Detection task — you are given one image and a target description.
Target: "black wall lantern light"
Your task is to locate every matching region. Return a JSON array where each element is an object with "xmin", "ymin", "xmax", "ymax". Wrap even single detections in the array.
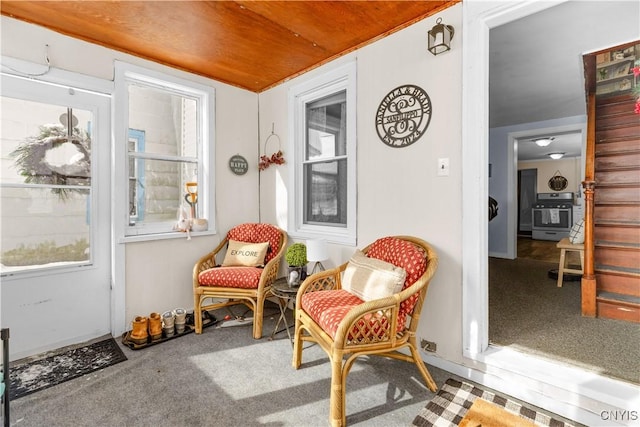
[{"xmin": 428, "ymin": 17, "xmax": 455, "ymax": 55}]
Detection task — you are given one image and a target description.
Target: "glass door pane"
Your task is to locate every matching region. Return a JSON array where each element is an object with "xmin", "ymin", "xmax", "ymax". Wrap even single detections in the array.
[{"xmin": 1, "ymin": 97, "xmax": 93, "ymax": 274}]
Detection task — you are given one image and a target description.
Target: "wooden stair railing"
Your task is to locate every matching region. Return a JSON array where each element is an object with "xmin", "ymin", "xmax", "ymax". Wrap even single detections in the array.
[
  {"xmin": 582, "ymin": 93, "xmax": 596, "ymax": 317},
  {"xmin": 593, "ymin": 93, "xmax": 640, "ymax": 323},
  {"xmin": 582, "ymin": 42, "xmax": 640, "ymax": 323}
]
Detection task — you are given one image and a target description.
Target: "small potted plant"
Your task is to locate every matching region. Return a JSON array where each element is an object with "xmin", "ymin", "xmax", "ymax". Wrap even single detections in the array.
[{"xmin": 285, "ymin": 242, "xmax": 307, "ymax": 286}]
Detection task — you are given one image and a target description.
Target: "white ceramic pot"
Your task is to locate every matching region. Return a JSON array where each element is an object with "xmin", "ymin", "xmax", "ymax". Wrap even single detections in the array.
[{"xmin": 191, "ymin": 218, "xmax": 208, "ymax": 232}]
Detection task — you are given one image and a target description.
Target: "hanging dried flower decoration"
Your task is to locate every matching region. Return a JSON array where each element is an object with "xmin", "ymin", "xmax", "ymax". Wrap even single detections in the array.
[
  {"xmin": 259, "ymin": 124, "xmax": 285, "ymax": 171},
  {"xmin": 259, "ymin": 150, "xmax": 285, "ymax": 171}
]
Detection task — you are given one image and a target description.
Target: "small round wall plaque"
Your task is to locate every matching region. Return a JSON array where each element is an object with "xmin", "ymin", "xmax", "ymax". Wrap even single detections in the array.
[
  {"xmin": 229, "ymin": 154, "xmax": 248, "ymax": 176},
  {"xmin": 548, "ymin": 174, "xmax": 568, "ymax": 191},
  {"xmin": 375, "ymin": 84, "xmax": 432, "ymax": 148}
]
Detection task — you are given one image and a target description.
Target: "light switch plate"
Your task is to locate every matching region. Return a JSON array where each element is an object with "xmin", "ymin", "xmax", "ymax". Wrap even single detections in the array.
[{"xmin": 437, "ymin": 158, "xmax": 450, "ymax": 176}]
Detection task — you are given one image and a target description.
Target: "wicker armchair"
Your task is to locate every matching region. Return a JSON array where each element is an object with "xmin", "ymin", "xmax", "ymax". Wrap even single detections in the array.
[
  {"xmin": 193, "ymin": 223, "xmax": 287, "ymax": 339},
  {"xmin": 292, "ymin": 236, "xmax": 438, "ymax": 427}
]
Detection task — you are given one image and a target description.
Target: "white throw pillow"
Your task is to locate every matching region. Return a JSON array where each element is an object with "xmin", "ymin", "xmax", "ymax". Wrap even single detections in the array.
[
  {"xmin": 569, "ymin": 218, "xmax": 585, "ymax": 244},
  {"xmin": 342, "ymin": 250, "xmax": 407, "ymax": 301},
  {"xmin": 222, "ymin": 240, "xmax": 269, "ymax": 267}
]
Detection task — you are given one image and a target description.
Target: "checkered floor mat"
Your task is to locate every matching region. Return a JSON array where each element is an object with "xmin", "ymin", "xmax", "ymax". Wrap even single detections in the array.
[{"xmin": 412, "ymin": 378, "xmax": 575, "ymax": 427}]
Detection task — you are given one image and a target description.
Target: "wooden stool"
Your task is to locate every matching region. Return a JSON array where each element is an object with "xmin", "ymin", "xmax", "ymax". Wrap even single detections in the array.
[{"xmin": 556, "ymin": 237, "xmax": 584, "ymax": 287}]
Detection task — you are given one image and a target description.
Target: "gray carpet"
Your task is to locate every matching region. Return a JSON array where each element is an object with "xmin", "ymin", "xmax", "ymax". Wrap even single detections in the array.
[
  {"xmin": 489, "ymin": 257, "xmax": 640, "ymax": 384},
  {"xmin": 7, "ymin": 303, "xmax": 450, "ymax": 427},
  {"xmin": 7, "ymin": 301, "xmax": 585, "ymax": 427}
]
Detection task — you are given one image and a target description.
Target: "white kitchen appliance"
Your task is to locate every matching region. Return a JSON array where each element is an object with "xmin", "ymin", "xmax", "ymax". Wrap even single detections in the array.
[{"xmin": 532, "ymin": 192, "xmax": 574, "ymax": 241}]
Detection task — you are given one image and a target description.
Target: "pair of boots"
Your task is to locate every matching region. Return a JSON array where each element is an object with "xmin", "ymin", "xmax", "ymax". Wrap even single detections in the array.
[
  {"xmin": 130, "ymin": 312, "xmax": 163, "ymax": 345},
  {"xmin": 162, "ymin": 308, "xmax": 186, "ymax": 337}
]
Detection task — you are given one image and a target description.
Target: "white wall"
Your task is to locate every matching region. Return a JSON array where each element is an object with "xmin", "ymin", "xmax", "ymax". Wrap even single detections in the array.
[
  {"xmin": 487, "ymin": 115, "xmax": 586, "ymax": 257},
  {"xmin": 1, "ymin": 16, "xmax": 260, "ymax": 338},
  {"xmin": 518, "ymin": 157, "xmax": 582, "ymax": 198},
  {"xmin": 258, "ymin": 4, "xmax": 465, "ymax": 363}
]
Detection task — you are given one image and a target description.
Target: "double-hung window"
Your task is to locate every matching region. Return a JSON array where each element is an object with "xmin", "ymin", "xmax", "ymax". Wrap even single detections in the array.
[
  {"xmin": 114, "ymin": 62, "xmax": 215, "ymax": 238},
  {"xmin": 289, "ymin": 62, "xmax": 356, "ymax": 245}
]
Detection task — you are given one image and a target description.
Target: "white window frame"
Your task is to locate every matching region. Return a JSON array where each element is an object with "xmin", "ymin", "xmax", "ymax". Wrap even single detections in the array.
[
  {"xmin": 0, "ymin": 69, "xmax": 111, "ymax": 279},
  {"xmin": 113, "ymin": 61, "xmax": 215, "ymax": 241},
  {"xmin": 288, "ymin": 61, "xmax": 357, "ymax": 246}
]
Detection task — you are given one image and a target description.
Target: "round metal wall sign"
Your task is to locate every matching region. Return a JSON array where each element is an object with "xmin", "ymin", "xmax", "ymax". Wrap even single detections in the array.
[
  {"xmin": 375, "ymin": 84, "xmax": 432, "ymax": 148},
  {"xmin": 229, "ymin": 154, "xmax": 248, "ymax": 175},
  {"xmin": 548, "ymin": 175, "xmax": 568, "ymax": 191}
]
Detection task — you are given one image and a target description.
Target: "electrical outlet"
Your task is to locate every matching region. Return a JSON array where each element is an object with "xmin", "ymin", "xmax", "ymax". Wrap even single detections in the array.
[{"xmin": 420, "ymin": 339, "xmax": 437, "ymax": 353}]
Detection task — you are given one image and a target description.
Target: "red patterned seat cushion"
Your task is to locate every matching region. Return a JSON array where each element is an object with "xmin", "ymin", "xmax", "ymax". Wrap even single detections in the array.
[
  {"xmin": 198, "ymin": 266, "xmax": 263, "ymax": 289},
  {"xmin": 301, "ymin": 237, "xmax": 427, "ymax": 338},
  {"xmin": 301, "ymin": 290, "xmax": 364, "ymax": 339},
  {"xmin": 227, "ymin": 223, "xmax": 282, "ymax": 264}
]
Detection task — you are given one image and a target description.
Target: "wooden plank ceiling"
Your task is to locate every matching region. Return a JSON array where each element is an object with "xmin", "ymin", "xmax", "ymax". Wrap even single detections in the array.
[{"xmin": 1, "ymin": 1, "xmax": 458, "ymax": 92}]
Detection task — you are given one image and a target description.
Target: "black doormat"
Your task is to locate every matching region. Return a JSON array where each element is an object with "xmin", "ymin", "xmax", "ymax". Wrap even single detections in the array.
[{"xmin": 8, "ymin": 337, "xmax": 127, "ymax": 400}]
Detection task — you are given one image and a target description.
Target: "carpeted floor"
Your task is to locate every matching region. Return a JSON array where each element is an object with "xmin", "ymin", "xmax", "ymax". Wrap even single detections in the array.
[
  {"xmin": 489, "ymin": 256, "xmax": 640, "ymax": 384},
  {"xmin": 6, "ymin": 303, "xmax": 584, "ymax": 427},
  {"xmin": 6, "ymin": 303, "xmax": 448, "ymax": 427}
]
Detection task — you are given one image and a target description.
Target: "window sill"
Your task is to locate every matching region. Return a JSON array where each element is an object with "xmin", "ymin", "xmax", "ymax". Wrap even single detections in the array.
[
  {"xmin": 288, "ymin": 228, "xmax": 355, "ymax": 246},
  {"xmin": 118, "ymin": 229, "xmax": 217, "ymax": 244}
]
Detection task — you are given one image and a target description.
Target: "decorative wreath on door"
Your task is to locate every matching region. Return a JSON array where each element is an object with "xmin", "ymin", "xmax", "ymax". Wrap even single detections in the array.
[{"xmin": 548, "ymin": 170, "xmax": 568, "ymax": 191}]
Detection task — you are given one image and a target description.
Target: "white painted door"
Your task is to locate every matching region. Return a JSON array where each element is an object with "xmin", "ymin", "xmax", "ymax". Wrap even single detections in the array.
[{"xmin": 1, "ymin": 74, "xmax": 111, "ymax": 360}]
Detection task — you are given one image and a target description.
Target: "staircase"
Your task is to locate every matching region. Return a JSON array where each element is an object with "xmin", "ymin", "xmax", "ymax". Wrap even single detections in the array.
[{"xmin": 592, "ymin": 93, "xmax": 640, "ymax": 322}]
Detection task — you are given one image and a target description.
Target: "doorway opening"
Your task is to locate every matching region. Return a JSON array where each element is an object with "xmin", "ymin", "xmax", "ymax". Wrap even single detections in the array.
[
  {"xmin": 517, "ymin": 168, "xmax": 536, "ymax": 237},
  {"xmin": 463, "ymin": 2, "xmax": 639, "ymax": 421},
  {"xmin": 485, "ymin": 3, "xmax": 639, "ymax": 385}
]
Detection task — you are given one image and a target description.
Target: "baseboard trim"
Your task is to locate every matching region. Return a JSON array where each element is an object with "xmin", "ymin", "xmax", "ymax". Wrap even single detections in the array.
[{"xmin": 488, "ymin": 251, "xmax": 511, "ymax": 259}]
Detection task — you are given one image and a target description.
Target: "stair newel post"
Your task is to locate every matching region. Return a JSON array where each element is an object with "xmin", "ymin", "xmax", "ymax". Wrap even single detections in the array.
[
  {"xmin": 580, "ymin": 89, "xmax": 597, "ymax": 318},
  {"xmin": 581, "ymin": 180, "xmax": 597, "ymax": 317}
]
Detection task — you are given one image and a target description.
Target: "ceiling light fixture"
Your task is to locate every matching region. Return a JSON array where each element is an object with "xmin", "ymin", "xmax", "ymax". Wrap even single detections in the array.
[
  {"xmin": 548, "ymin": 152, "xmax": 565, "ymax": 160},
  {"xmin": 428, "ymin": 18, "xmax": 455, "ymax": 56},
  {"xmin": 533, "ymin": 137, "xmax": 555, "ymax": 147}
]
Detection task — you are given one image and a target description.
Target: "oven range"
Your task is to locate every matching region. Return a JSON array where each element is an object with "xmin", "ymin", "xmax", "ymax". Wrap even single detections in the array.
[{"xmin": 531, "ymin": 192, "xmax": 574, "ymax": 241}]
